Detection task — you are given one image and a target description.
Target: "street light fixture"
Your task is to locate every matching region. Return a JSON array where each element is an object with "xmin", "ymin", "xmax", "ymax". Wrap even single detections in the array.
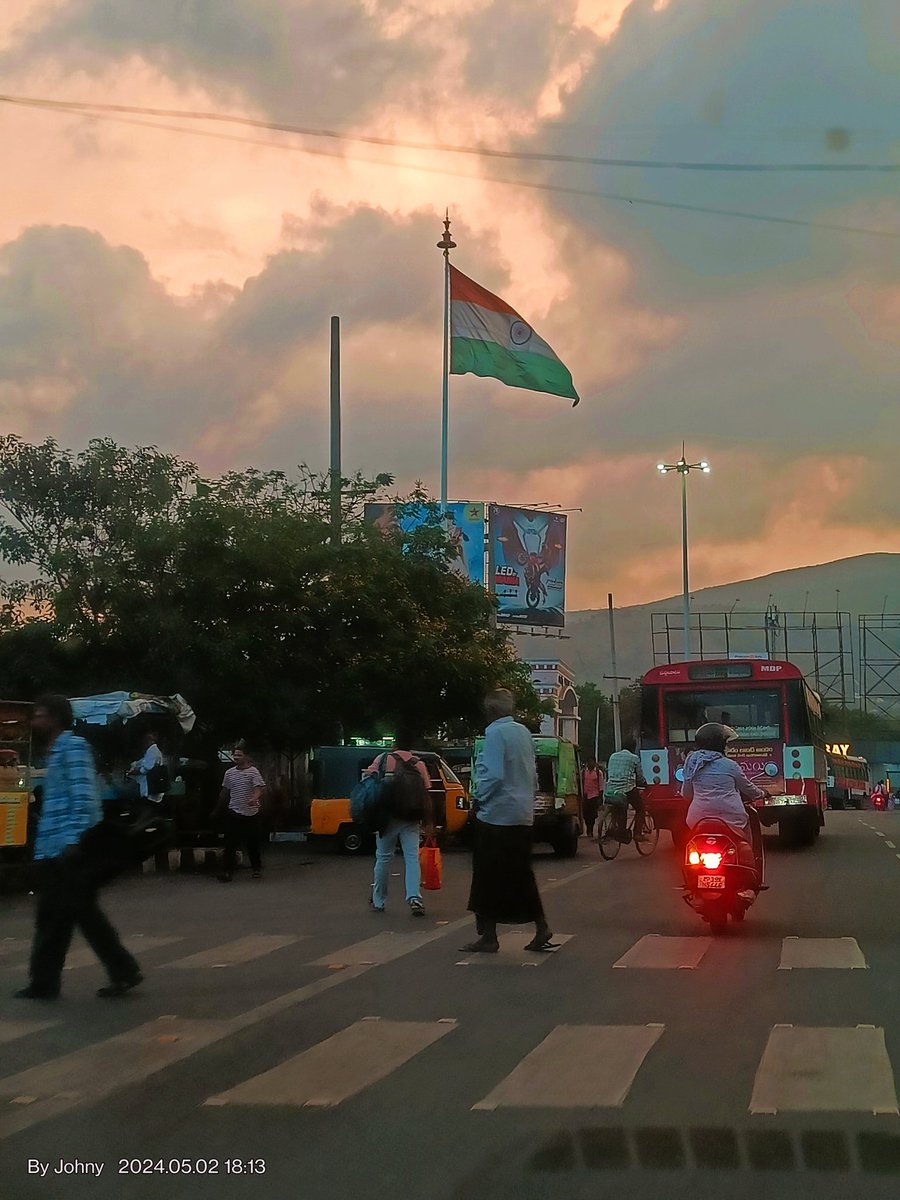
[{"xmin": 657, "ymin": 449, "xmax": 711, "ymax": 662}]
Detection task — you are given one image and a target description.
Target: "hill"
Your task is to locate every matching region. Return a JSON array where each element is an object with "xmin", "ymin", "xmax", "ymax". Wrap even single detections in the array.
[{"xmin": 513, "ymin": 553, "xmax": 900, "ymax": 688}]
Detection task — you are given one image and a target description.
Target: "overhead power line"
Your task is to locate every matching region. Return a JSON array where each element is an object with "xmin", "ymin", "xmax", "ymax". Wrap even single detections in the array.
[
  {"xmin": 3, "ymin": 95, "xmax": 900, "ymax": 240},
  {"xmin": 3, "ymin": 92, "xmax": 900, "ymax": 173}
]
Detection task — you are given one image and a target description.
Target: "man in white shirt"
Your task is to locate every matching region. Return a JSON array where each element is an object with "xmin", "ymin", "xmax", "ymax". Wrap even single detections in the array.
[
  {"xmin": 217, "ymin": 745, "xmax": 266, "ymax": 882},
  {"xmin": 128, "ymin": 731, "xmax": 165, "ymax": 807}
]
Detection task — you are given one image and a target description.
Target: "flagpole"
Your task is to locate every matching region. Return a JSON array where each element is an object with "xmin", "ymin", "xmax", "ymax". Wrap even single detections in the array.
[{"xmin": 437, "ymin": 212, "xmax": 456, "ymax": 511}]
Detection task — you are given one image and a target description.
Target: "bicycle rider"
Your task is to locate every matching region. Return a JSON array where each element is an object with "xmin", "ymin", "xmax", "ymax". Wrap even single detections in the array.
[{"xmin": 604, "ymin": 737, "xmax": 647, "ymax": 842}]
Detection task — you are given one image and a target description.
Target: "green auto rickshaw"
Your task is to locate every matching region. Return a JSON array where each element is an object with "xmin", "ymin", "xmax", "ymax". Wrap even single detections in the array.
[{"xmin": 471, "ymin": 735, "xmax": 582, "ymax": 857}]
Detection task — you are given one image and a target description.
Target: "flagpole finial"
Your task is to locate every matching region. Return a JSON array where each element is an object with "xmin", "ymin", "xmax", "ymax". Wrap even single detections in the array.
[{"xmin": 437, "ymin": 211, "xmax": 456, "ymax": 259}]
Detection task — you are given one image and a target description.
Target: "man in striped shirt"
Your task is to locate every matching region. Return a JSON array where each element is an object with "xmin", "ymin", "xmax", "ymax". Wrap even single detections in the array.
[{"xmin": 15, "ymin": 695, "xmax": 142, "ymax": 1001}]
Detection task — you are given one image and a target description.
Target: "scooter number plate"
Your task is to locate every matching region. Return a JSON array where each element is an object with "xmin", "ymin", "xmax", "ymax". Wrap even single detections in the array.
[{"xmin": 698, "ymin": 875, "xmax": 726, "ymax": 889}]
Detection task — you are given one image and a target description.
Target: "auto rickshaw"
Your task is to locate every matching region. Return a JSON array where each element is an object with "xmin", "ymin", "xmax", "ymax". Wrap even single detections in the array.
[
  {"xmin": 0, "ymin": 702, "xmax": 35, "ymax": 868},
  {"xmin": 309, "ymin": 745, "xmax": 470, "ymax": 854},
  {"xmin": 471, "ymin": 734, "xmax": 582, "ymax": 857}
]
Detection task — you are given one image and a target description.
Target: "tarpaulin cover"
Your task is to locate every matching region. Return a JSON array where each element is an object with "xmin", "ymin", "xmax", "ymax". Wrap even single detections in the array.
[{"xmin": 70, "ymin": 692, "xmax": 196, "ymax": 733}]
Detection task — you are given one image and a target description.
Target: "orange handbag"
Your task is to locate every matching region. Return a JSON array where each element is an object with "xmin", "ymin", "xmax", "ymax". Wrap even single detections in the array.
[{"xmin": 419, "ymin": 837, "xmax": 443, "ymax": 890}]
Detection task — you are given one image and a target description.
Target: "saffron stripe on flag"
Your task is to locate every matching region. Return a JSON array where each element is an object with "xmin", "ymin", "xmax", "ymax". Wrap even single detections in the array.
[{"xmin": 449, "ymin": 266, "xmax": 519, "ymax": 316}]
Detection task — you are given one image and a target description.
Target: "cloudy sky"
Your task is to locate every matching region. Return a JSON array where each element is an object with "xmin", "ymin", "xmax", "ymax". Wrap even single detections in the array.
[{"xmin": 1, "ymin": 0, "xmax": 899, "ymax": 608}]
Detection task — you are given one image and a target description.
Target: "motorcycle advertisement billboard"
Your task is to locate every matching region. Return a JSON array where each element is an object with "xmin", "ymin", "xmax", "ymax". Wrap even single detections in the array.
[
  {"xmin": 488, "ymin": 505, "xmax": 567, "ymax": 628},
  {"xmin": 364, "ymin": 502, "xmax": 486, "ymax": 587}
]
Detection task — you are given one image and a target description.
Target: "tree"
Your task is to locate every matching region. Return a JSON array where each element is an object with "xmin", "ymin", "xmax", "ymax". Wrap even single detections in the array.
[
  {"xmin": 0, "ymin": 437, "xmax": 538, "ymax": 748},
  {"xmin": 575, "ymin": 681, "xmax": 643, "ymax": 761}
]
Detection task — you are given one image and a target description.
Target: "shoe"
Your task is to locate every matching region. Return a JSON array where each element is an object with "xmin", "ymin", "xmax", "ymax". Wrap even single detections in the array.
[
  {"xmin": 408, "ymin": 898, "xmax": 426, "ymax": 917},
  {"xmin": 14, "ymin": 986, "xmax": 60, "ymax": 1000},
  {"xmin": 252, "ymin": 871, "xmax": 263, "ymax": 879},
  {"xmin": 369, "ymin": 897, "xmax": 385, "ymax": 913},
  {"xmin": 524, "ymin": 929, "xmax": 558, "ymax": 953},
  {"xmin": 217, "ymin": 873, "xmax": 233, "ymax": 883},
  {"xmin": 97, "ymin": 974, "xmax": 143, "ymax": 998},
  {"xmin": 459, "ymin": 938, "xmax": 499, "ymax": 954}
]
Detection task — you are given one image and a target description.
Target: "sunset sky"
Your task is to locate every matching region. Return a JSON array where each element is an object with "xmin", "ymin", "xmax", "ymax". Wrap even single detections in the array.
[{"xmin": 1, "ymin": 1, "xmax": 899, "ymax": 608}]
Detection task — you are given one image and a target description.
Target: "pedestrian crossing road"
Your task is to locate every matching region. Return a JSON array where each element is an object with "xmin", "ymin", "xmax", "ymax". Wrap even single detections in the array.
[{"xmin": 2, "ymin": 812, "xmax": 900, "ymax": 1200}]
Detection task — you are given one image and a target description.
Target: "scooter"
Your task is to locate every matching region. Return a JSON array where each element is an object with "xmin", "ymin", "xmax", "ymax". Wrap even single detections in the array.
[{"xmin": 682, "ymin": 815, "xmax": 764, "ymax": 934}]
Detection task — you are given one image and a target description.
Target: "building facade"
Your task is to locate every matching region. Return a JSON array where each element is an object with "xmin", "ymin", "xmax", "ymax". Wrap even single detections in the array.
[{"xmin": 525, "ymin": 659, "xmax": 580, "ymax": 741}]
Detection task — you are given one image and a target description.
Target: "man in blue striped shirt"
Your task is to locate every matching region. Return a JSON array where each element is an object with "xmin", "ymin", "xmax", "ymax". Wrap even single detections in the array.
[{"xmin": 15, "ymin": 695, "xmax": 142, "ymax": 1001}]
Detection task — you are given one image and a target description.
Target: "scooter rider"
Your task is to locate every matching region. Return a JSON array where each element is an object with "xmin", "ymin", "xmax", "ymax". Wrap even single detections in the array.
[{"xmin": 681, "ymin": 723, "xmax": 767, "ymax": 876}]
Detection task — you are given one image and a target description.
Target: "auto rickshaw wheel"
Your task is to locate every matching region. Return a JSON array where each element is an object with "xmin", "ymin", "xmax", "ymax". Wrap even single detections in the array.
[
  {"xmin": 339, "ymin": 824, "xmax": 368, "ymax": 855},
  {"xmin": 553, "ymin": 816, "xmax": 580, "ymax": 858}
]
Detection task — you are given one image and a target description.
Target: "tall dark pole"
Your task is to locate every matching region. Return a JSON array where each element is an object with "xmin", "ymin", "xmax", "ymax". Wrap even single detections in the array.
[
  {"xmin": 330, "ymin": 315, "xmax": 341, "ymax": 543},
  {"xmin": 608, "ymin": 593, "xmax": 622, "ymax": 751}
]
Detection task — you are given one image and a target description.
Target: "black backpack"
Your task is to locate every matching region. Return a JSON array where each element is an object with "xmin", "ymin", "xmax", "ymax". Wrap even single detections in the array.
[{"xmin": 383, "ymin": 754, "xmax": 429, "ymax": 823}]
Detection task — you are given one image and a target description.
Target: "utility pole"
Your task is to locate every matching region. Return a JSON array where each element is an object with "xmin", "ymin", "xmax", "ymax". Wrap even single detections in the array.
[
  {"xmin": 330, "ymin": 315, "xmax": 341, "ymax": 543},
  {"xmin": 608, "ymin": 593, "xmax": 622, "ymax": 751}
]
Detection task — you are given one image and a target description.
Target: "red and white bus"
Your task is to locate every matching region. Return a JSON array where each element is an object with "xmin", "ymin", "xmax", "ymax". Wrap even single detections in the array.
[{"xmin": 639, "ymin": 660, "xmax": 827, "ymax": 847}]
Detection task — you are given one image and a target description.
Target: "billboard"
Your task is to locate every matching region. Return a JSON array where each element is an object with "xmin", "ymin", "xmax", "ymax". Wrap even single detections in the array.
[
  {"xmin": 364, "ymin": 502, "xmax": 486, "ymax": 587},
  {"xmin": 488, "ymin": 505, "xmax": 567, "ymax": 628}
]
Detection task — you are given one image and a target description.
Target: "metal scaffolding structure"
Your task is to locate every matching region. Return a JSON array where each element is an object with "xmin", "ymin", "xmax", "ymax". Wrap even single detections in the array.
[
  {"xmin": 859, "ymin": 615, "xmax": 900, "ymax": 718},
  {"xmin": 651, "ymin": 609, "xmax": 855, "ymax": 707}
]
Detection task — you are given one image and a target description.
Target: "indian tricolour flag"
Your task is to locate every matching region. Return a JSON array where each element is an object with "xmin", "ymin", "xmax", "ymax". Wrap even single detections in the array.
[{"xmin": 449, "ymin": 266, "xmax": 579, "ymax": 406}]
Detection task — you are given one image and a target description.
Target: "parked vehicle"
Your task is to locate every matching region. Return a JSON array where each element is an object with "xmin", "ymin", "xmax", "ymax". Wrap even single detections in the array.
[
  {"xmin": 470, "ymin": 735, "xmax": 582, "ymax": 858},
  {"xmin": 309, "ymin": 745, "xmax": 470, "ymax": 854}
]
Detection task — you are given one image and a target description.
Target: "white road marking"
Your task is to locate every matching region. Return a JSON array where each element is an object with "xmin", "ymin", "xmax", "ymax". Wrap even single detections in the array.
[
  {"xmin": 205, "ymin": 1019, "xmax": 457, "ymax": 1108},
  {"xmin": 164, "ymin": 935, "xmax": 300, "ymax": 969},
  {"xmin": 779, "ymin": 938, "xmax": 867, "ymax": 970},
  {"xmin": 473, "ymin": 1024, "xmax": 664, "ymax": 1110},
  {"xmin": 310, "ymin": 930, "xmax": 446, "ymax": 968},
  {"xmin": 613, "ymin": 935, "xmax": 712, "ymax": 970},
  {"xmin": 0, "ymin": 1019, "xmax": 59, "ymax": 1045},
  {"xmin": 886, "ymin": 841, "xmax": 896, "ymax": 849},
  {"xmin": 66, "ymin": 936, "xmax": 182, "ymax": 971},
  {"xmin": 456, "ymin": 932, "xmax": 573, "ymax": 967},
  {"xmin": 750, "ymin": 1026, "xmax": 898, "ymax": 1114}
]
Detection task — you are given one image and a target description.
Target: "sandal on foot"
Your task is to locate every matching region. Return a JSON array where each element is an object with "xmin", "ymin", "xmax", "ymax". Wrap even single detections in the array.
[
  {"xmin": 524, "ymin": 933, "xmax": 558, "ymax": 953},
  {"xmin": 459, "ymin": 938, "xmax": 499, "ymax": 954}
]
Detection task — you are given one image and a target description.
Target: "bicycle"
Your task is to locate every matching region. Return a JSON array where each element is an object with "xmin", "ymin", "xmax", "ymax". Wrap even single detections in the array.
[{"xmin": 597, "ymin": 799, "xmax": 659, "ymax": 860}]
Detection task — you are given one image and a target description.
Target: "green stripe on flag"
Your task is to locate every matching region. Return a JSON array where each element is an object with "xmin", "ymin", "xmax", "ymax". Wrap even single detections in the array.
[{"xmin": 451, "ymin": 337, "xmax": 579, "ymax": 403}]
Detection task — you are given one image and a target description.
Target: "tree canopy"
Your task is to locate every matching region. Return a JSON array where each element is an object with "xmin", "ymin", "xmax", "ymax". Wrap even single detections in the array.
[{"xmin": 0, "ymin": 436, "xmax": 539, "ymax": 748}]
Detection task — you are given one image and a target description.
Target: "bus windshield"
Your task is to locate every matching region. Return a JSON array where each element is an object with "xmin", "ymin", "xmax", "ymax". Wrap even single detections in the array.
[{"xmin": 665, "ymin": 689, "xmax": 782, "ymax": 743}]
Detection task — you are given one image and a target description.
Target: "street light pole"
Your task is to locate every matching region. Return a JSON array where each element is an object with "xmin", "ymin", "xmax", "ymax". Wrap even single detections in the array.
[{"xmin": 657, "ymin": 449, "xmax": 710, "ymax": 663}]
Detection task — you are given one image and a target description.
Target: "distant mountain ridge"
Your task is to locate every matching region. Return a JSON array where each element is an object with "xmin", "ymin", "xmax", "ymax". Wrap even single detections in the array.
[{"xmin": 513, "ymin": 554, "xmax": 900, "ymax": 688}]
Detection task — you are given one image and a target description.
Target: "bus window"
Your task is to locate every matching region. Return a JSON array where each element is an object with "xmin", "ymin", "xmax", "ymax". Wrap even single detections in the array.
[
  {"xmin": 640, "ymin": 686, "xmax": 663, "ymax": 749},
  {"xmin": 665, "ymin": 690, "xmax": 782, "ymax": 743}
]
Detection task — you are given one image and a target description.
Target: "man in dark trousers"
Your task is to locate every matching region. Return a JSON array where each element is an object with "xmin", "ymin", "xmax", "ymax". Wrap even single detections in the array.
[
  {"xmin": 15, "ymin": 695, "xmax": 142, "ymax": 1000},
  {"xmin": 461, "ymin": 689, "xmax": 554, "ymax": 954}
]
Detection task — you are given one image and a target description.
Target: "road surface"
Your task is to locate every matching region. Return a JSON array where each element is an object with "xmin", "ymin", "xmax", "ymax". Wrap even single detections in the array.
[{"xmin": 2, "ymin": 811, "xmax": 900, "ymax": 1200}]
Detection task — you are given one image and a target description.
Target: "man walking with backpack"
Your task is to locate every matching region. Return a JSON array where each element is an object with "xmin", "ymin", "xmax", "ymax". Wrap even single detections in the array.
[{"xmin": 365, "ymin": 736, "xmax": 431, "ymax": 916}]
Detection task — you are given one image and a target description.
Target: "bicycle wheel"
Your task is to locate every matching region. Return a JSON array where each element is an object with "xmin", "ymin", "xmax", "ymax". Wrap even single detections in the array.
[
  {"xmin": 634, "ymin": 810, "xmax": 659, "ymax": 856},
  {"xmin": 597, "ymin": 807, "xmax": 622, "ymax": 860}
]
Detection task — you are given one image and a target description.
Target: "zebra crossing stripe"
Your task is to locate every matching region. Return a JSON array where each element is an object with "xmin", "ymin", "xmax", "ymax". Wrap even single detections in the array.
[
  {"xmin": 65, "ymin": 936, "xmax": 183, "ymax": 971},
  {"xmin": 0, "ymin": 1017, "xmax": 234, "ymax": 1140},
  {"xmin": 613, "ymin": 935, "xmax": 712, "ymax": 969},
  {"xmin": 779, "ymin": 938, "xmax": 867, "ymax": 970},
  {"xmin": 204, "ymin": 1019, "xmax": 458, "ymax": 1108},
  {"xmin": 310, "ymin": 930, "xmax": 446, "ymax": 968},
  {"xmin": 472, "ymin": 1025, "xmax": 665, "ymax": 1110},
  {"xmin": 164, "ymin": 935, "xmax": 300, "ymax": 969},
  {"xmin": 0, "ymin": 1019, "xmax": 59, "ymax": 1045},
  {"xmin": 750, "ymin": 1026, "xmax": 898, "ymax": 1114}
]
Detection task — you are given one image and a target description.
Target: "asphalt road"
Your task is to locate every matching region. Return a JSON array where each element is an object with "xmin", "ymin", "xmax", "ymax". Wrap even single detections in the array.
[{"xmin": 2, "ymin": 812, "xmax": 900, "ymax": 1200}]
